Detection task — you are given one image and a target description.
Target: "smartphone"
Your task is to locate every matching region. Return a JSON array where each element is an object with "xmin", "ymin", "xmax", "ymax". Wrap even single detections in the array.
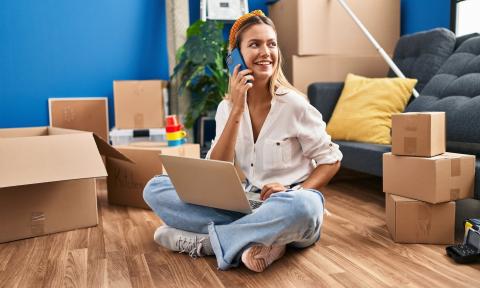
[{"xmin": 226, "ymin": 48, "xmax": 249, "ymax": 76}]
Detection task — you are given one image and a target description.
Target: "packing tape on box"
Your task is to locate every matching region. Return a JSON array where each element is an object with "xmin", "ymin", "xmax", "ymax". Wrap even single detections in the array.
[
  {"xmin": 404, "ymin": 137, "xmax": 417, "ymax": 154},
  {"xmin": 135, "ymin": 84, "xmax": 145, "ymax": 95},
  {"xmin": 451, "ymin": 158, "xmax": 461, "ymax": 177},
  {"xmin": 417, "ymin": 204, "xmax": 432, "ymax": 240},
  {"xmin": 405, "ymin": 119, "xmax": 417, "ymax": 132},
  {"xmin": 31, "ymin": 211, "xmax": 45, "ymax": 235},
  {"xmin": 450, "ymin": 158, "xmax": 462, "ymax": 199},
  {"xmin": 403, "ymin": 117, "xmax": 418, "ymax": 153},
  {"xmin": 450, "ymin": 188, "xmax": 460, "ymax": 199},
  {"xmin": 134, "ymin": 113, "xmax": 144, "ymax": 128}
]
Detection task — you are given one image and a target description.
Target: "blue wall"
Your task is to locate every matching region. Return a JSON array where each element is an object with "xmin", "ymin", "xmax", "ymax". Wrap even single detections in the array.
[
  {"xmin": 0, "ymin": 0, "xmax": 449, "ymax": 129},
  {"xmin": 401, "ymin": 0, "xmax": 450, "ymax": 35},
  {"xmin": 0, "ymin": 0, "xmax": 168, "ymax": 129}
]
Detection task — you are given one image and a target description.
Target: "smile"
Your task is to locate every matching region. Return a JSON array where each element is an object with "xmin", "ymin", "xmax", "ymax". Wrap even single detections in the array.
[{"xmin": 254, "ymin": 61, "xmax": 272, "ymax": 66}]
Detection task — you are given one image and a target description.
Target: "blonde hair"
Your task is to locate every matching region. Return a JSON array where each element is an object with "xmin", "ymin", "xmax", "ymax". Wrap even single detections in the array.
[{"xmin": 225, "ymin": 14, "xmax": 307, "ymax": 100}]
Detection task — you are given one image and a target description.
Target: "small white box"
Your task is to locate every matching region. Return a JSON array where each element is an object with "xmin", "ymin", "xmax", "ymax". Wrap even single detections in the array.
[{"xmin": 109, "ymin": 128, "xmax": 166, "ymax": 146}]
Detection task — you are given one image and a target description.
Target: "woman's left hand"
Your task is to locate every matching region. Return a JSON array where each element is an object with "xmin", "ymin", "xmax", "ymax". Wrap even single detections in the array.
[{"xmin": 260, "ymin": 183, "xmax": 287, "ymax": 200}]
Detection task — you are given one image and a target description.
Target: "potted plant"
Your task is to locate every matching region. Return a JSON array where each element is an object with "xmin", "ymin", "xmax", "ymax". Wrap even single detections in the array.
[{"xmin": 170, "ymin": 20, "xmax": 229, "ymax": 129}]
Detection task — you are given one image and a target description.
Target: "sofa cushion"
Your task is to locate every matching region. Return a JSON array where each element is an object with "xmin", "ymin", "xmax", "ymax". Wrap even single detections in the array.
[
  {"xmin": 388, "ymin": 28, "xmax": 456, "ymax": 92},
  {"xmin": 406, "ymin": 36, "xmax": 480, "ymax": 152},
  {"xmin": 476, "ymin": 161, "xmax": 480, "ymax": 199},
  {"xmin": 307, "ymin": 82, "xmax": 344, "ymax": 124},
  {"xmin": 455, "ymin": 32, "xmax": 480, "ymax": 50},
  {"xmin": 327, "ymin": 74, "xmax": 417, "ymax": 145},
  {"xmin": 336, "ymin": 141, "xmax": 391, "ymax": 177}
]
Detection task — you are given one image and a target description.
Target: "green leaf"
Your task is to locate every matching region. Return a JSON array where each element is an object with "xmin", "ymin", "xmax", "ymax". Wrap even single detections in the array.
[
  {"xmin": 186, "ymin": 20, "xmax": 203, "ymax": 37},
  {"xmin": 171, "ymin": 20, "xmax": 229, "ymax": 128}
]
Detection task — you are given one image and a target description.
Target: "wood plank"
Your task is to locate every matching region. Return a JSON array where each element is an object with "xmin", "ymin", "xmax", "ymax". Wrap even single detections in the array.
[
  {"xmin": 0, "ymin": 243, "xmax": 16, "ymax": 271},
  {"xmin": 317, "ymin": 245, "xmax": 387, "ymax": 288},
  {"xmin": 87, "ymin": 258, "xmax": 107, "ymax": 288},
  {"xmin": 106, "ymin": 251, "xmax": 132, "ymax": 288},
  {"xmin": 0, "ymin": 239, "xmax": 35, "ymax": 287},
  {"xmin": 15, "ymin": 236, "xmax": 51, "ymax": 288},
  {"xmin": 123, "ymin": 219, "xmax": 144, "ymax": 256},
  {"xmin": 125, "ymin": 254, "xmax": 155, "ymax": 288},
  {"xmin": 160, "ymin": 251, "xmax": 224, "ymax": 288},
  {"xmin": 144, "ymin": 251, "xmax": 178, "ymax": 288},
  {"xmin": 0, "ymin": 172, "xmax": 479, "ymax": 288},
  {"xmin": 277, "ymin": 249, "xmax": 344, "ymax": 288},
  {"xmin": 41, "ymin": 232, "xmax": 71, "ymax": 288},
  {"xmin": 64, "ymin": 248, "xmax": 88, "ymax": 288},
  {"xmin": 103, "ymin": 220, "xmax": 128, "ymax": 253},
  {"xmin": 67, "ymin": 228, "xmax": 90, "ymax": 250},
  {"xmin": 87, "ymin": 225, "xmax": 106, "ymax": 260}
]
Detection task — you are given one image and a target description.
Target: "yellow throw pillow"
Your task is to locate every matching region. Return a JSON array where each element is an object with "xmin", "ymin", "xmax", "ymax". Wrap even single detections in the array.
[{"xmin": 326, "ymin": 73, "xmax": 417, "ymax": 145}]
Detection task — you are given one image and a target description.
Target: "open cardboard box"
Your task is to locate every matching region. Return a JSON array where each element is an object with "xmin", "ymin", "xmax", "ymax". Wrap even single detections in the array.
[
  {"xmin": 0, "ymin": 127, "xmax": 131, "ymax": 243},
  {"xmin": 107, "ymin": 142, "xmax": 200, "ymax": 209}
]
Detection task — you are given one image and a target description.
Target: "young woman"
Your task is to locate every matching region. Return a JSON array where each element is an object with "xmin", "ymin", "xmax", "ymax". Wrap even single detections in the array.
[{"xmin": 143, "ymin": 10, "xmax": 342, "ymax": 272}]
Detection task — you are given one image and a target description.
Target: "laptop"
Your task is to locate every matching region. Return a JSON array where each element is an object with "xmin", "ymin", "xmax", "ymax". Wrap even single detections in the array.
[{"xmin": 159, "ymin": 155, "xmax": 264, "ymax": 214}]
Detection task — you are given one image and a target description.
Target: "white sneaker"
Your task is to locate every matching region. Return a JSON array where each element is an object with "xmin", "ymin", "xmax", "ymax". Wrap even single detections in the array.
[
  {"xmin": 154, "ymin": 226, "xmax": 214, "ymax": 258},
  {"xmin": 241, "ymin": 244, "xmax": 286, "ymax": 272}
]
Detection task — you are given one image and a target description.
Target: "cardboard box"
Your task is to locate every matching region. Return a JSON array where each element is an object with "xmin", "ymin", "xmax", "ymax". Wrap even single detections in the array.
[
  {"xmin": 106, "ymin": 142, "xmax": 200, "ymax": 209},
  {"xmin": 0, "ymin": 127, "xmax": 131, "ymax": 243},
  {"xmin": 287, "ymin": 54, "xmax": 389, "ymax": 93},
  {"xmin": 113, "ymin": 80, "xmax": 167, "ymax": 129},
  {"xmin": 49, "ymin": 97, "xmax": 109, "ymax": 142},
  {"xmin": 269, "ymin": 0, "xmax": 400, "ymax": 57},
  {"xmin": 383, "ymin": 152, "xmax": 475, "ymax": 203},
  {"xmin": 391, "ymin": 112, "xmax": 446, "ymax": 157},
  {"xmin": 386, "ymin": 194, "xmax": 455, "ymax": 244}
]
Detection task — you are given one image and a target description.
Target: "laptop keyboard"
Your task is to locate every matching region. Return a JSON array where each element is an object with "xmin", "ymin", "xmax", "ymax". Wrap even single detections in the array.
[{"xmin": 249, "ymin": 199, "xmax": 263, "ymax": 210}]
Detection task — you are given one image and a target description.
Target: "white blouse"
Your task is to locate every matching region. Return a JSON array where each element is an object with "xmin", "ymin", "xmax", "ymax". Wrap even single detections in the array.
[{"xmin": 206, "ymin": 88, "xmax": 343, "ymax": 189}]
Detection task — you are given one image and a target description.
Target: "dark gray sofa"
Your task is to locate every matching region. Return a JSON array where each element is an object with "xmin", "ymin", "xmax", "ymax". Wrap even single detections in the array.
[{"xmin": 308, "ymin": 29, "xmax": 480, "ymax": 200}]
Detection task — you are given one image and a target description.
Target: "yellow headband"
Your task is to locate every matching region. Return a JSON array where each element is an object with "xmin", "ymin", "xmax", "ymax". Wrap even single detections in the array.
[{"xmin": 229, "ymin": 10, "xmax": 266, "ymax": 50}]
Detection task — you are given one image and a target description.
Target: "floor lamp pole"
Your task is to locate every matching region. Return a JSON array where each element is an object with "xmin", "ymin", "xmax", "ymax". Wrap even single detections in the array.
[{"xmin": 336, "ymin": 0, "xmax": 420, "ymax": 97}]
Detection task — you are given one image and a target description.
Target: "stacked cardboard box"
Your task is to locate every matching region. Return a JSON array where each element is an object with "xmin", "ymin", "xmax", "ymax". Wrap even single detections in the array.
[
  {"xmin": 269, "ymin": 0, "xmax": 400, "ymax": 93},
  {"xmin": 383, "ymin": 112, "xmax": 476, "ymax": 244},
  {"xmin": 113, "ymin": 80, "xmax": 168, "ymax": 129}
]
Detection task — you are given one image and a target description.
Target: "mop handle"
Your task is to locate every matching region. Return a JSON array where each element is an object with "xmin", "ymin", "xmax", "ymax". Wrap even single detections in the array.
[{"xmin": 336, "ymin": 0, "xmax": 420, "ymax": 97}]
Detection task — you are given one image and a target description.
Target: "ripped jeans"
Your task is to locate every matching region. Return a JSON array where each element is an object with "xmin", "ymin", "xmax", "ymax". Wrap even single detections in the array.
[{"xmin": 143, "ymin": 175, "xmax": 325, "ymax": 270}]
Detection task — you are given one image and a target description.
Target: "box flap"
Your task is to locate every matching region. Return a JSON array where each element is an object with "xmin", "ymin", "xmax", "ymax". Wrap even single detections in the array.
[
  {"xmin": 390, "ymin": 194, "xmax": 417, "ymax": 202},
  {"xmin": 48, "ymin": 127, "xmax": 132, "ymax": 163},
  {"xmin": 93, "ymin": 134, "xmax": 134, "ymax": 163},
  {"xmin": 0, "ymin": 133, "xmax": 107, "ymax": 188},
  {"xmin": 0, "ymin": 127, "xmax": 48, "ymax": 138},
  {"xmin": 48, "ymin": 127, "xmax": 85, "ymax": 135}
]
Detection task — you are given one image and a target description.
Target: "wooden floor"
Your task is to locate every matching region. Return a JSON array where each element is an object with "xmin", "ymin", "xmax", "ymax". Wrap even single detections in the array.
[{"xmin": 1, "ymin": 170, "xmax": 479, "ymax": 288}]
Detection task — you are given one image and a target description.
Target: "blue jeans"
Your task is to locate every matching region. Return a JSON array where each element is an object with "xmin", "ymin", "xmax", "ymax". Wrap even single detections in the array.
[{"xmin": 143, "ymin": 175, "xmax": 325, "ymax": 270}]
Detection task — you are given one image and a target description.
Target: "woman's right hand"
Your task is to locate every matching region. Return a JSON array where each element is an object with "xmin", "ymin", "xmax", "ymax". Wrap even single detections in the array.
[{"xmin": 230, "ymin": 64, "xmax": 254, "ymax": 114}]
